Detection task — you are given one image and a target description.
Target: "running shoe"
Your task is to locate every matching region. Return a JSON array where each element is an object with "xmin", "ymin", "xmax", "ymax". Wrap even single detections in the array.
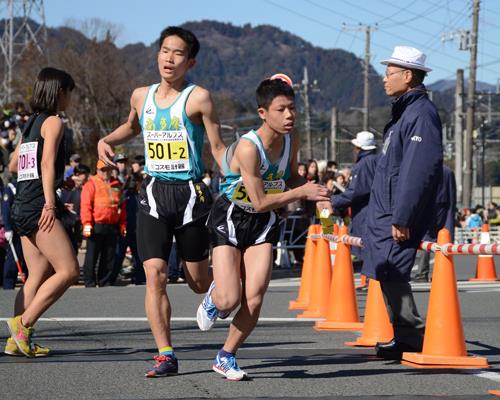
[
  {"xmin": 212, "ymin": 352, "xmax": 248, "ymax": 381},
  {"xmin": 197, "ymin": 281, "xmax": 219, "ymax": 331},
  {"xmin": 4, "ymin": 336, "xmax": 50, "ymax": 357},
  {"xmin": 145, "ymin": 354, "xmax": 178, "ymax": 377},
  {"xmin": 6, "ymin": 316, "xmax": 34, "ymax": 357}
]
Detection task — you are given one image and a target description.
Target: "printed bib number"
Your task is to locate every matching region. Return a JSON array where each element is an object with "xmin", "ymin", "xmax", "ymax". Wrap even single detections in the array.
[
  {"xmin": 144, "ymin": 130, "xmax": 190, "ymax": 172},
  {"xmin": 232, "ymin": 180, "xmax": 286, "ymax": 212},
  {"xmin": 17, "ymin": 142, "xmax": 39, "ymax": 181}
]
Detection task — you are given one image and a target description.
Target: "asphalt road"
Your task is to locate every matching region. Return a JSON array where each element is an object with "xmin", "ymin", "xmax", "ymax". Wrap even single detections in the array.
[{"xmin": 0, "ymin": 255, "xmax": 499, "ymax": 399}]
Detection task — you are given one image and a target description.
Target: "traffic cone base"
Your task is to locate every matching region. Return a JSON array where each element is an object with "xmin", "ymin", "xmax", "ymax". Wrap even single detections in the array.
[
  {"xmin": 402, "ymin": 352, "xmax": 489, "ymax": 369},
  {"xmin": 289, "ymin": 299, "xmax": 308, "ymax": 310},
  {"xmin": 314, "ymin": 321, "xmax": 363, "ymax": 331}
]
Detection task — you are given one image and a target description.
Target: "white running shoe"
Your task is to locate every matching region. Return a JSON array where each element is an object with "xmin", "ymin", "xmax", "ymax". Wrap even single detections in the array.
[
  {"xmin": 197, "ymin": 281, "xmax": 219, "ymax": 331},
  {"xmin": 212, "ymin": 352, "xmax": 248, "ymax": 381}
]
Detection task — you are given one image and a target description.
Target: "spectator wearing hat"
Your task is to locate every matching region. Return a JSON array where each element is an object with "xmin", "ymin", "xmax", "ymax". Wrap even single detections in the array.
[
  {"xmin": 318, "ymin": 130, "xmax": 378, "ymax": 264},
  {"xmin": 81, "ymin": 160, "xmax": 126, "ymax": 287},
  {"xmin": 362, "ymin": 46, "xmax": 443, "ymax": 360},
  {"xmin": 113, "ymin": 153, "xmax": 129, "ymax": 187},
  {"xmin": 64, "ymin": 153, "xmax": 81, "ymax": 180}
]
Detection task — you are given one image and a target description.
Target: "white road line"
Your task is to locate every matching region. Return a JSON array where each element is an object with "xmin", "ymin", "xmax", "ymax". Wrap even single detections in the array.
[
  {"xmin": 465, "ymin": 365, "xmax": 500, "ymax": 385},
  {"xmin": 0, "ymin": 317, "xmax": 320, "ymax": 322}
]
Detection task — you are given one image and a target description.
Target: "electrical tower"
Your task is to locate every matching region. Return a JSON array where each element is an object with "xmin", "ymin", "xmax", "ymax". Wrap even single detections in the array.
[{"xmin": 0, "ymin": 0, "xmax": 46, "ymax": 105}]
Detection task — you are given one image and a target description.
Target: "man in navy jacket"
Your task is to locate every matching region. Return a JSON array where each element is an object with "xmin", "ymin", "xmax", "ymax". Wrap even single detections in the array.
[{"xmin": 363, "ymin": 46, "xmax": 443, "ymax": 360}]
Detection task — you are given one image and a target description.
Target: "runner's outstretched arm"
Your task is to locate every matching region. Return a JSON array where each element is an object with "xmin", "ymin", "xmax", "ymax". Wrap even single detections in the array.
[
  {"xmin": 236, "ymin": 139, "xmax": 330, "ymax": 213},
  {"xmin": 97, "ymin": 87, "xmax": 145, "ymax": 165}
]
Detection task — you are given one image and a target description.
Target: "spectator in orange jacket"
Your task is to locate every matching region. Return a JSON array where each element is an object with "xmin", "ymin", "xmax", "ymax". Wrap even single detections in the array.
[{"xmin": 81, "ymin": 160, "xmax": 126, "ymax": 287}]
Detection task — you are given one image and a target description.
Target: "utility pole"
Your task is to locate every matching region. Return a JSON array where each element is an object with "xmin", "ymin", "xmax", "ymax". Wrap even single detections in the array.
[
  {"xmin": 343, "ymin": 23, "xmax": 377, "ymax": 131},
  {"xmin": 454, "ymin": 69, "xmax": 464, "ymax": 205},
  {"xmin": 330, "ymin": 107, "xmax": 338, "ymax": 161},
  {"xmin": 294, "ymin": 66, "xmax": 319, "ymax": 160},
  {"xmin": 463, "ymin": 0, "xmax": 480, "ymax": 208},
  {"xmin": 0, "ymin": 0, "xmax": 46, "ymax": 105}
]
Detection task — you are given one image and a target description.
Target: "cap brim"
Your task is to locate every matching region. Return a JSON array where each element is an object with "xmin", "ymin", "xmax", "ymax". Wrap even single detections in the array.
[
  {"xmin": 352, "ymin": 139, "xmax": 376, "ymax": 150},
  {"xmin": 380, "ymin": 59, "xmax": 432, "ymax": 72}
]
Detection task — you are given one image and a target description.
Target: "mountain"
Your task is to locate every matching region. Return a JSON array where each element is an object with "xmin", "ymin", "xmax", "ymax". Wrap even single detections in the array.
[
  {"xmin": 119, "ymin": 20, "xmax": 388, "ymax": 112},
  {"xmin": 428, "ymin": 79, "xmax": 496, "ymax": 93}
]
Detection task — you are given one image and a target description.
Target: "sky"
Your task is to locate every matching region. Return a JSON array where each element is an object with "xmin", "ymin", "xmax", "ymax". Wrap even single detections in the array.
[{"xmin": 43, "ymin": 0, "xmax": 500, "ymax": 86}]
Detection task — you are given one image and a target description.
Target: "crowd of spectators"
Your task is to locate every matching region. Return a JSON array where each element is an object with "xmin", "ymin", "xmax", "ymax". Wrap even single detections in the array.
[{"xmin": 1, "ymin": 102, "xmax": 500, "ymax": 286}]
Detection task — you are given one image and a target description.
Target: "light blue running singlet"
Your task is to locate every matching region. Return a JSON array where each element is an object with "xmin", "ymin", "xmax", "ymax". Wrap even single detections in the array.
[
  {"xmin": 139, "ymin": 82, "xmax": 205, "ymax": 181},
  {"xmin": 220, "ymin": 130, "xmax": 292, "ymax": 213}
]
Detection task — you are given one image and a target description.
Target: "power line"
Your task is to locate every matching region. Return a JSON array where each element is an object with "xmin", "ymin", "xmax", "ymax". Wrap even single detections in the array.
[{"xmin": 301, "ymin": 0, "xmax": 470, "ymax": 74}]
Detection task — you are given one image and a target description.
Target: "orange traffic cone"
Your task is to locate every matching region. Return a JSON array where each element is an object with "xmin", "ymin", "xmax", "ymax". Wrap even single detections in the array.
[
  {"xmin": 402, "ymin": 228, "xmax": 489, "ymax": 369},
  {"xmin": 345, "ymin": 279, "xmax": 393, "ymax": 346},
  {"xmin": 314, "ymin": 225, "xmax": 363, "ymax": 331},
  {"xmin": 489, "ymin": 390, "xmax": 500, "ymax": 396},
  {"xmin": 289, "ymin": 225, "xmax": 320, "ymax": 310},
  {"xmin": 356, "ymin": 274, "xmax": 367, "ymax": 289},
  {"xmin": 469, "ymin": 224, "xmax": 499, "ymax": 282},
  {"xmin": 297, "ymin": 226, "xmax": 332, "ymax": 319}
]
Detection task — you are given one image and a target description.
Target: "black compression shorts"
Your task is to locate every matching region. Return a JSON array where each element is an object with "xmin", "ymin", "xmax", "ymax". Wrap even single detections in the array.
[
  {"xmin": 207, "ymin": 195, "xmax": 280, "ymax": 251},
  {"xmin": 136, "ymin": 176, "xmax": 212, "ymax": 263}
]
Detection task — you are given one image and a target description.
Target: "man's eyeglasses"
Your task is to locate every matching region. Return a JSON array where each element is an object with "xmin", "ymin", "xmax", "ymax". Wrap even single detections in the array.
[{"xmin": 384, "ymin": 69, "xmax": 407, "ymax": 78}]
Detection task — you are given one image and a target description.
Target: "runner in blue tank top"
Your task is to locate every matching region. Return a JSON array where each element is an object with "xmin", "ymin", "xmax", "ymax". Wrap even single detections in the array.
[
  {"xmin": 97, "ymin": 26, "xmax": 226, "ymax": 378},
  {"xmin": 196, "ymin": 76, "xmax": 331, "ymax": 380}
]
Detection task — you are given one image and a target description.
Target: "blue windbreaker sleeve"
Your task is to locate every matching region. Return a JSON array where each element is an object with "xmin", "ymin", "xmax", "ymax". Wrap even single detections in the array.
[
  {"xmin": 331, "ymin": 167, "xmax": 356, "ymax": 209},
  {"xmin": 332, "ymin": 155, "xmax": 377, "ymax": 209},
  {"xmin": 392, "ymin": 112, "xmax": 443, "ymax": 227}
]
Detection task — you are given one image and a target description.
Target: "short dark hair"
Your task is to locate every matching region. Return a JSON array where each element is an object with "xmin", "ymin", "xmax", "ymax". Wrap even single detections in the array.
[
  {"xmin": 256, "ymin": 79, "xmax": 295, "ymax": 109},
  {"xmin": 73, "ymin": 164, "xmax": 90, "ymax": 175},
  {"xmin": 409, "ymin": 68, "xmax": 427, "ymax": 85},
  {"xmin": 327, "ymin": 160, "xmax": 337, "ymax": 169},
  {"xmin": 158, "ymin": 26, "xmax": 200, "ymax": 59},
  {"xmin": 30, "ymin": 67, "xmax": 75, "ymax": 113},
  {"xmin": 133, "ymin": 154, "xmax": 145, "ymax": 166}
]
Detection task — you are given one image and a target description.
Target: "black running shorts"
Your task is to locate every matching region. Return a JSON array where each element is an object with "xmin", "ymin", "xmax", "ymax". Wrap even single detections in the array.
[
  {"xmin": 208, "ymin": 195, "xmax": 280, "ymax": 251},
  {"xmin": 137, "ymin": 176, "xmax": 212, "ymax": 263},
  {"xmin": 11, "ymin": 196, "xmax": 64, "ymax": 237}
]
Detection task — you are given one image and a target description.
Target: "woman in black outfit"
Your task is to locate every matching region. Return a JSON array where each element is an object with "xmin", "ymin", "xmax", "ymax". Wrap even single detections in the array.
[{"xmin": 5, "ymin": 68, "xmax": 79, "ymax": 358}]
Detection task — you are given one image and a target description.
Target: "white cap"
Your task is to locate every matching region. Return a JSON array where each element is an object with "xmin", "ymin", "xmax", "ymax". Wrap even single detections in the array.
[
  {"xmin": 381, "ymin": 46, "xmax": 432, "ymax": 72},
  {"xmin": 351, "ymin": 131, "xmax": 376, "ymax": 150}
]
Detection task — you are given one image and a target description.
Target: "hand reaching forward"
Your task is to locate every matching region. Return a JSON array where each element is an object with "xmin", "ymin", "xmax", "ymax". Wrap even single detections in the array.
[{"xmin": 301, "ymin": 182, "xmax": 331, "ymax": 202}]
